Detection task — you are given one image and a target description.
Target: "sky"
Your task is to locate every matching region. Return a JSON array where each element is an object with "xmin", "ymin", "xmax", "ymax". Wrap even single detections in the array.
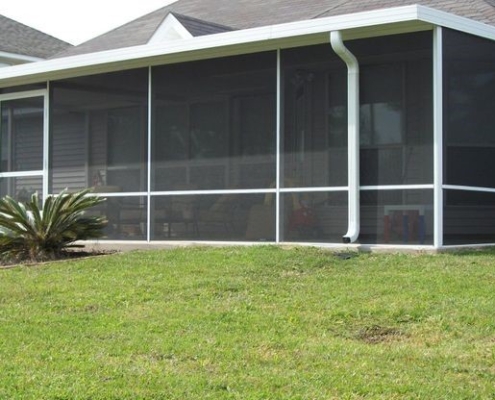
[{"xmin": 0, "ymin": 0, "xmax": 178, "ymax": 45}]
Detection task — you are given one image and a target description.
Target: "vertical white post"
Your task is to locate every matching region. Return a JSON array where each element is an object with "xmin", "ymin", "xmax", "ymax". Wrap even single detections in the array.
[
  {"xmin": 43, "ymin": 83, "xmax": 50, "ymax": 201},
  {"xmin": 6, "ymin": 107, "xmax": 13, "ymax": 172},
  {"xmin": 147, "ymin": 66, "xmax": 152, "ymax": 243},
  {"xmin": 276, "ymin": 49, "xmax": 281, "ymax": 243},
  {"xmin": 6, "ymin": 106, "xmax": 14, "ymax": 197},
  {"xmin": 433, "ymin": 27, "xmax": 443, "ymax": 249}
]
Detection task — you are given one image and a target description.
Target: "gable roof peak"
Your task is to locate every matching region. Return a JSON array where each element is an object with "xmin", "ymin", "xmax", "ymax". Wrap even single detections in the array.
[
  {"xmin": 148, "ymin": 13, "xmax": 194, "ymax": 43},
  {"xmin": 169, "ymin": 12, "xmax": 235, "ymax": 36},
  {"xmin": 148, "ymin": 11, "xmax": 235, "ymax": 44}
]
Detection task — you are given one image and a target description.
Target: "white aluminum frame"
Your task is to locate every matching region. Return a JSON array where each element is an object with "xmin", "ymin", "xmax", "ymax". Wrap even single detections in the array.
[
  {"xmin": 360, "ymin": 184, "xmax": 434, "ymax": 191},
  {"xmin": 150, "ymin": 189, "xmax": 276, "ymax": 197},
  {"xmin": 443, "ymin": 185, "xmax": 495, "ymax": 194},
  {"xmin": 279, "ymin": 186, "xmax": 348, "ymax": 193},
  {"xmin": 0, "ymin": 88, "xmax": 48, "ymax": 199},
  {"xmin": 147, "ymin": 66, "xmax": 153, "ymax": 242},
  {"xmin": 43, "ymin": 83, "xmax": 50, "ymax": 200},
  {"xmin": 438, "ymin": 29, "xmax": 495, "ymax": 248},
  {"xmin": 0, "ymin": 89, "xmax": 46, "ymax": 102},
  {"xmin": 433, "ymin": 26, "xmax": 443, "ymax": 249},
  {"xmin": 275, "ymin": 49, "xmax": 281, "ymax": 242}
]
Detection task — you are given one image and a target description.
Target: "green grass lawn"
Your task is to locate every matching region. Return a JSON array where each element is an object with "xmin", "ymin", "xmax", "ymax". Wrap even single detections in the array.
[{"xmin": 1, "ymin": 246, "xmax": 495, "ymax": 399}]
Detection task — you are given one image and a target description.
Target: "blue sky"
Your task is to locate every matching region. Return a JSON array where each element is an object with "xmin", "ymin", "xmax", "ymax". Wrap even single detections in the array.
[{"xmin": 0, "ymin": 0, "xmax": 177, "ymax": 45}]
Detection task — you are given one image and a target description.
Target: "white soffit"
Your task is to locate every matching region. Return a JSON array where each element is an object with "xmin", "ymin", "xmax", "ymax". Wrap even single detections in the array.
[
  {"xmin": 1, "ymin": 4, "xmax": 495, "ymax": 87},
  {"xmin": 148, "ymin": 13, "xmax": 194, "ymax": 43}
]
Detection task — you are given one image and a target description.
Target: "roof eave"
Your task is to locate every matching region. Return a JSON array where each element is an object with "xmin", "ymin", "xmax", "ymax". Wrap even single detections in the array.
[
  {"xmin": 416, "ymin": 5, "xmax": 495, "ymax": 40},
  {"xmin": 0, "ymin": 5, "xmax": 494, "ymax": 88},
  {"xmin": 0, "ymin": 50, "xmax": 43, "ymax": 66}
]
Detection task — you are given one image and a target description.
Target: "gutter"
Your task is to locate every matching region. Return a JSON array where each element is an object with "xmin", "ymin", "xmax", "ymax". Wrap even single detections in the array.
[
  {"xmin": 330, "ymin": 30, "xmax": 360, "ymax": 243},
  {"xmin": 0, "ymin": 50, "xmax": 43, "ymax": 65}
]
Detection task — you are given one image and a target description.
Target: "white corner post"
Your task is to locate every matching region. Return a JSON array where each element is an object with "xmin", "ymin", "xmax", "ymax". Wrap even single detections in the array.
[
  {"xmin": 330, "ymin": 31, "xmax": 360, "ymax": 243},
  {"xmin": 43, "ymin": 83, "xmax": 50, "ymax": 201},
  {"xmin": 433, "ymin": 26, "xmax": 443, "ymax": 249},
  {"xmin": 147, "ymin": 66, "xmax": 153, "ymax": 243},
  {"xmin": 275, "ymin": 49, "xmax": 281, "ymax": 243}
]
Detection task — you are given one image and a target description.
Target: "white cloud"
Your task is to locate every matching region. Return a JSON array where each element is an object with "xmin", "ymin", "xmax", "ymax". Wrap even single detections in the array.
[{"xmin": 0, "ymin": 0, "xmax": 178, "ymax": 45}]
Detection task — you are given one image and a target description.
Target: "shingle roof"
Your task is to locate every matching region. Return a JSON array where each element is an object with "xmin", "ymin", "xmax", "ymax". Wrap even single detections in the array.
[
  {"xmin": 316, "ymin": 0, "xmax": 495, "ymax": 25},
  {"xmin": 173, "ymin": 13, "xmax": 234, "ymax": 36},
  {"xmin": 0, "ymin": 14, "xmax": 72, "ymax": 59},
  {"xmin": 55, "ymin": 0, "xmax": 495, "ymax": 58}
]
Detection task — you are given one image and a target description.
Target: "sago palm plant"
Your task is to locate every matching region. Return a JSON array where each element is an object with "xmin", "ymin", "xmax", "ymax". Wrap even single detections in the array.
[{"xmin": 0, "ymin": 189, "xmax": 107, "ymax": 262}]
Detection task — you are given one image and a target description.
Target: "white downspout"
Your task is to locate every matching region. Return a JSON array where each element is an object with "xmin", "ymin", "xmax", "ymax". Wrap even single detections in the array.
[{"xmin": 330, "ymin": 31, "xmax": 360, "ymax": 243}]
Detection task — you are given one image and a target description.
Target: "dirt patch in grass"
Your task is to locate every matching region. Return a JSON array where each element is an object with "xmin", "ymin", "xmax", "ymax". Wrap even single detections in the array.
[{"xmin": 356, "ymin": 325, "xmax": 406, "ymax": 344}]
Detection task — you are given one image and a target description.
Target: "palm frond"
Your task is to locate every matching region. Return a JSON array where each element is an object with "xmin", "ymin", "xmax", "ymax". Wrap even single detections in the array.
[{"xmin": 0, "ymin": 189, "xmax": 107, "ymax": 262}]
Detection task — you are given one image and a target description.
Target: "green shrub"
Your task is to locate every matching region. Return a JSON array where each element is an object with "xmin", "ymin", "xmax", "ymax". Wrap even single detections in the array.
[{"xmin": 0, "ymin": 189, "xmax": 107, "ymax": 262}]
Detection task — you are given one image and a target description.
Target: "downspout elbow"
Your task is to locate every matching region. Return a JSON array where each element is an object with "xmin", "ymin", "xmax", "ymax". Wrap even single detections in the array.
[
  {"xmin": 330, "ymin": 31, "xmax": 360, "ymax": 244},
  {"xmin": 330, "ymin": 31, "xmax": 359, "ymax": 75}
]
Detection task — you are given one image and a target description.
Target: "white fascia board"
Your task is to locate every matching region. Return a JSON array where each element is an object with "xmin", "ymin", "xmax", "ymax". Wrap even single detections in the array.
[
  {"xmin": 0, "ymin": 4, "xmax": 494, "ymax": 87},
  {"xmin": 280, "ymin": 6, "xmax": 424, "ymax": 38},
  {"xmin": 417, "ymin": 5, "xmax": 495, "ymax": 41}
]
